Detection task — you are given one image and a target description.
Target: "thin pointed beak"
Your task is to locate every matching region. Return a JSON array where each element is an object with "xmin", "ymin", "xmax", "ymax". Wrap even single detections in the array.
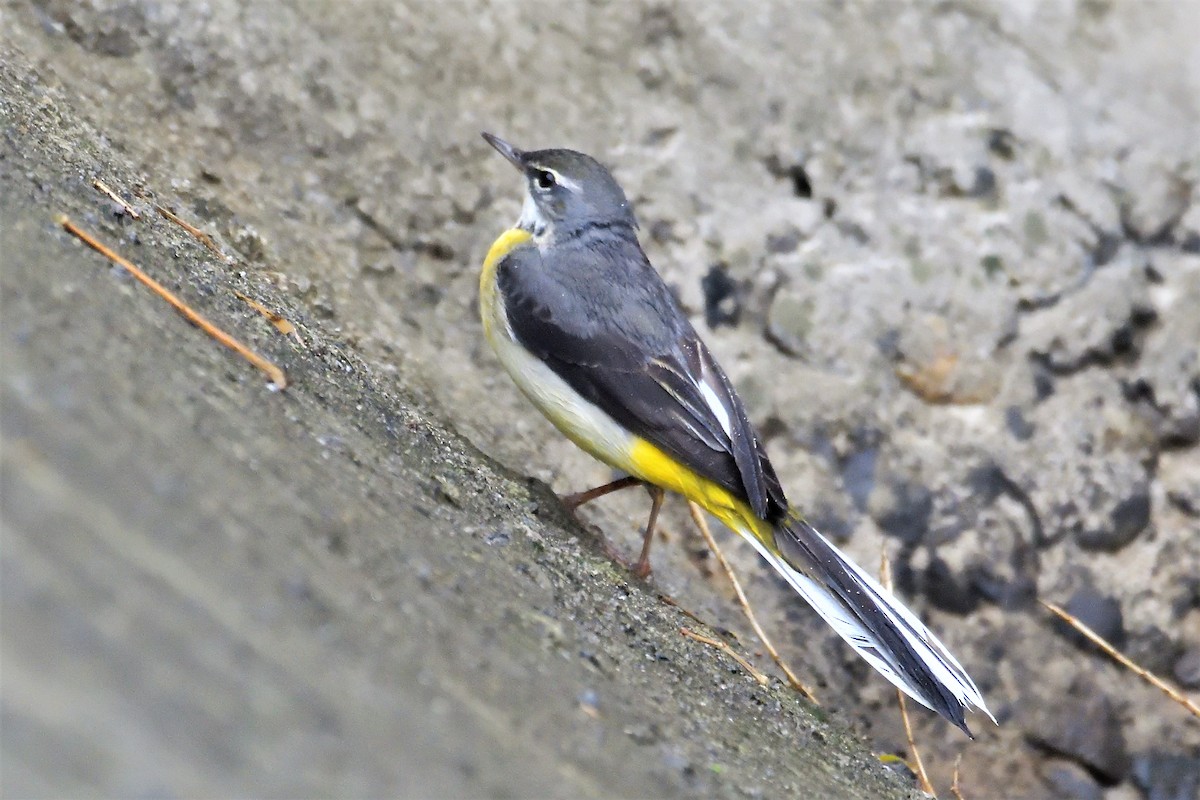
[{"xmin": 481, "ymin": 132, "xmax": 525, "ymax": 171}]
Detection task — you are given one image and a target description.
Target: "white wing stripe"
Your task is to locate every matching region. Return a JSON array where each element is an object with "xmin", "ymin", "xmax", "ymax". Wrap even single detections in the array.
[{"xmin": 697, "ymin": 379, "xmax": 734, "ymax": 438}]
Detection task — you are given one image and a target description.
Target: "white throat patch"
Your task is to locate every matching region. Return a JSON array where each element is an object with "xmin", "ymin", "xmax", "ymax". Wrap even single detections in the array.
[{"xmin": 516, "ymin": 191, "xmax": 551, "ymax": 238}]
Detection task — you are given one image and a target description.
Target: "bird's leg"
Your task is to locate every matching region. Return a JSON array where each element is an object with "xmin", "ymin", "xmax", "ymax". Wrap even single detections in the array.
[
  {"xmin": 630, "ymin": 485, "xmax": 665, "ymax": 579},
  {"xmin": 560, "ymin": 477, "xmax": 663, "ymax": 579},
  {"xmin": 560, "ymin": 475, "xmax": 642, "ymax": 516}
]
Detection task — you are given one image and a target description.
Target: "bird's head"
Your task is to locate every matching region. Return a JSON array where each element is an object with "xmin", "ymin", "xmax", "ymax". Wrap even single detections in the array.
[{"xmin": 482, "ymin": 132, "xmax": 637, "ymax": 239}]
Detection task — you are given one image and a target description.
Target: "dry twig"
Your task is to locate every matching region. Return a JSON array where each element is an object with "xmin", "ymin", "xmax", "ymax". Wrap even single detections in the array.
[
  {"xmin": 686, "ymin": 501, "xmax": 818, "ymax": 702},
  {"xmin": 92, "ymin": 179, "xmax": 140, "ymax": 219},
  {"xmin": 155, "ymin": 204, "xmax": 234, "ymax": 263},
  {"xmin": 233, "ymin": 290, "xmax": 302, "ymax": 343},
  {"xmin": 950, "ymin": 754, "xmax": 966, "ymax": 800},
  {"xmin": 58, "ymin": 215, "xmax": 287, "ymax": 389},
  {"xmin": 680, "ymin": 627, "xmax": 769, "ymax": 686},
  {"xmin": 658, "ymin": 593, "xmax": 719, "ymax": 632},
  {"xmin": 1041, "ymin": 599, "xmax": 1200, "ymax": 719}
]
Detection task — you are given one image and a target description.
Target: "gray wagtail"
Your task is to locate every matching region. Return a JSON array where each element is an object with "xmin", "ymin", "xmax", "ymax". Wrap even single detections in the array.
[{"xmin": 478, "ymin": 132, "xmax": 994, "ymax": 734}]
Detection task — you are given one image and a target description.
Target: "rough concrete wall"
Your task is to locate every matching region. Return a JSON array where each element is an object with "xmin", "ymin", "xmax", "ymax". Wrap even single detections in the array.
[{"xmin": 3, "ymin": 1, "xmax": 1198, "ymax": 798}]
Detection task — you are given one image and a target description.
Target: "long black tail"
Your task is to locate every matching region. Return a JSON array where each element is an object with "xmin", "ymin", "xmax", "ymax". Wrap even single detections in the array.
[{"xmin": 742, "ymin": 512, "xmax": 994, "ymax": 735}]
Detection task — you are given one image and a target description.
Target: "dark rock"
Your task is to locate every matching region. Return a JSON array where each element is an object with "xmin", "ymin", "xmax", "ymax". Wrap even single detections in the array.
[
  {"xmin": 763, "ymin": 154, "xmax": 813, "ymax": 198},
  {"xmin": 1027, "ymin": 681, "xmax": 1130, "ymax": 783},
  {"xmin": 1171, "ymin": 578, "xmax": 1200, "ymax": 619},
  {"xmin": 701, "ymin": 264, "xmax": 741, "ymax": 329},
  {"xmin": 967, "ymin": 563, "xmax": 1037, "ymax": 609},
  {"xmin": 640, "ymin": 5, "xmax": 682, "ymax": 44},
  {"xmin": 648, "ymin": 218, "xmax": 677, "ymax": 244},
  {"xmin": 870, "ymin": 481, "xmax": 933, "ymax": 544},
  {"xmin": 1172, "ymin": 647, "xmax": 1200, "ymax": 689},
  {"xmin": 1126, "ymin": 626, "xmax": 1186, "ymax": 677},
  {"xmin": 965, "ymin": 462, "xmax": 1009, "ymax": 505},
  {"xmin": 840, "ymin": 447, "xmax": 878, "ymax": 511},
  {"xmin": 988, "ymin": 128, "xmax": 1017, "ymax": 159},
  {"xmin": 920, "ymin": 554, "xmax": 979, "ymax": 616},
  {"xmin": 981, "ymin": 253, "xmax": 1004, "ymax": 279},
  {"xmin": 1077, "ymin": 489, "xmax": 1151, "ymax": 552},
  {"xmin": 766, "ymin": 227, "xmax": 802, "ymax": 254},
  {"xmin": 1091, "ymin": 231, "xmax": 1122, "ymax": 267},
  {"xmin": 789, "ymin": 163, "xmax": 813, "ymax": 198},
  {"xmin": 1131, "ymin": 751, "xmax": 1200, "ymax": 800},
  {"xmin": 971, "ymin": 165, "xmax": 997, "ymax": 198},
  {"xmin": 1033, "ymin": 364, "xmax": 1056, "ymax": 401},
  {"xmin": 1005, "ymin": 405, "xmax": 1036, "ymax": 440},
  {"xmin": 1112, "ymin": 489, "xmax": 1152, "ymax": 534},
  {"xmin": 1053, "ymin": 585, "xmax": 1126, "ymax": 650},
  {"xmin": 966, "ymin": 543, "xmax": 1039, "ymax": 610},
  {"xmin": 1040, "ymin": 758, "xmax": 1104, "ymax": 800},
  {"xmin": 90, "ymin": 25, "xmax": 140, "ymax": 58}
]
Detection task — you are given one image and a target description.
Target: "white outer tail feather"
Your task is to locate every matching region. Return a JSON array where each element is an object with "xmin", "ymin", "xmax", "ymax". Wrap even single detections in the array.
[{"xmin": 736, "ymin": 523, "xmax": 996, "ymax": 726}]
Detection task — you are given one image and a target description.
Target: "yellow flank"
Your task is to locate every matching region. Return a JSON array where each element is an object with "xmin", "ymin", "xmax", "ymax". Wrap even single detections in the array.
[
  {"xmin": 628, "ymin": 437, "xmax": 773, "ymax": 546},
  {"xmin": 480, "ymin": 227, "xmax": 534, "ymax": 340}
]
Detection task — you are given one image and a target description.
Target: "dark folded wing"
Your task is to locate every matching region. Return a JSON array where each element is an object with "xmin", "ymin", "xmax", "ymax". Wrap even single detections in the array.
[{"xmin": 497, "ymin": 240, "xmax": 786, "ymax": 520}]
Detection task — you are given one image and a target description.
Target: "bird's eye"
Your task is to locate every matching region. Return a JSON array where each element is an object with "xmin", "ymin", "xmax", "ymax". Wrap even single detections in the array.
[{"xmin": 535, "ymin": 170, "xmax": 556, "ymax": 190}]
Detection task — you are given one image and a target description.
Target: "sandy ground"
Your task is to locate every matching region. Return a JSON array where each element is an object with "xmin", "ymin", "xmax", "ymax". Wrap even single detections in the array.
[{"xmin": 3, "ymin": 1, "xmax": 1199, "ymax": 798}]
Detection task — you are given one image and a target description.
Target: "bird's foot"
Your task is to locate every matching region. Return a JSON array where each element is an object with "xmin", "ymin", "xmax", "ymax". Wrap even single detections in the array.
[
  {"xmin": 600, "ymin": 538, "xmax": 653, "ymax": 580},
  {"xmin": 559, "ymin": 499, "xmax": 653, "ymax": 579}
]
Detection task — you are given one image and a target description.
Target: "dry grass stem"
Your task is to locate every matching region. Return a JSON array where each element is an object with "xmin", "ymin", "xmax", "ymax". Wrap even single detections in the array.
[
  {"xmin": 233, "ymin": 290, "xmax": 302, "ymax": 342},
  {"xmin": 92, "ymin": 179, "xmax": 140, "ymax": 218},
  {"xmin": 658, "ymin": 593, "xmax": 715, "ymax": 631},
  {"xmin": 58, "ymin": 215, "xmax": 287, "ymax": 389},
  {"xmin": 155, "ymin": 204, "xmax": 234, "ymax": 263},
  {"xmin": 680, "ymin": 627, "xmax": 769, "ymax": 686},
  {"xmin": 950, "ymin": 754, "xmax": 966, "ymax": 800},
  {"xmin": 1041, "ymin": 599, "xmax": 1200, "ymax": 719},
  {"xmin": 686, "ymin": 501, "xmax": 818, "ymax": 703},
  {"xmin": 880, "ymin": 550, "xmax": 936, "ymax": 797}
]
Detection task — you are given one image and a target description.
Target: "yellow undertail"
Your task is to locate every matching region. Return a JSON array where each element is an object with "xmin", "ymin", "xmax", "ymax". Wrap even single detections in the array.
[{"xmin": 627, "ymin": 437, "xmax": 774, "ymax": 546}]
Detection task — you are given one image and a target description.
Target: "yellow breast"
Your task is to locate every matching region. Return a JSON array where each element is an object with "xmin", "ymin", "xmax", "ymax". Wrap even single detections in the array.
[{"xmin": 479, "ymin": 227, "xmax": 534, "ymax": 344}]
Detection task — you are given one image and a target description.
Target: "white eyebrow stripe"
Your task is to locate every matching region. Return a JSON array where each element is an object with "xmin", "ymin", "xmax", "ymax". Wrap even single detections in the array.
[
  {"xmin": 697, "ymin": 379, "xmax": 733, "ymax": 438},
  {"xmin": 548, "ymin": 169, "xmax": 581, "ymax": 192}
]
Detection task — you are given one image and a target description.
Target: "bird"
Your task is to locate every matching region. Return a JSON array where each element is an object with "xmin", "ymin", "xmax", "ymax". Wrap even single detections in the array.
[{"xmin": 477, "ymin": 131, "xmax": 994, "ymax": 735}]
